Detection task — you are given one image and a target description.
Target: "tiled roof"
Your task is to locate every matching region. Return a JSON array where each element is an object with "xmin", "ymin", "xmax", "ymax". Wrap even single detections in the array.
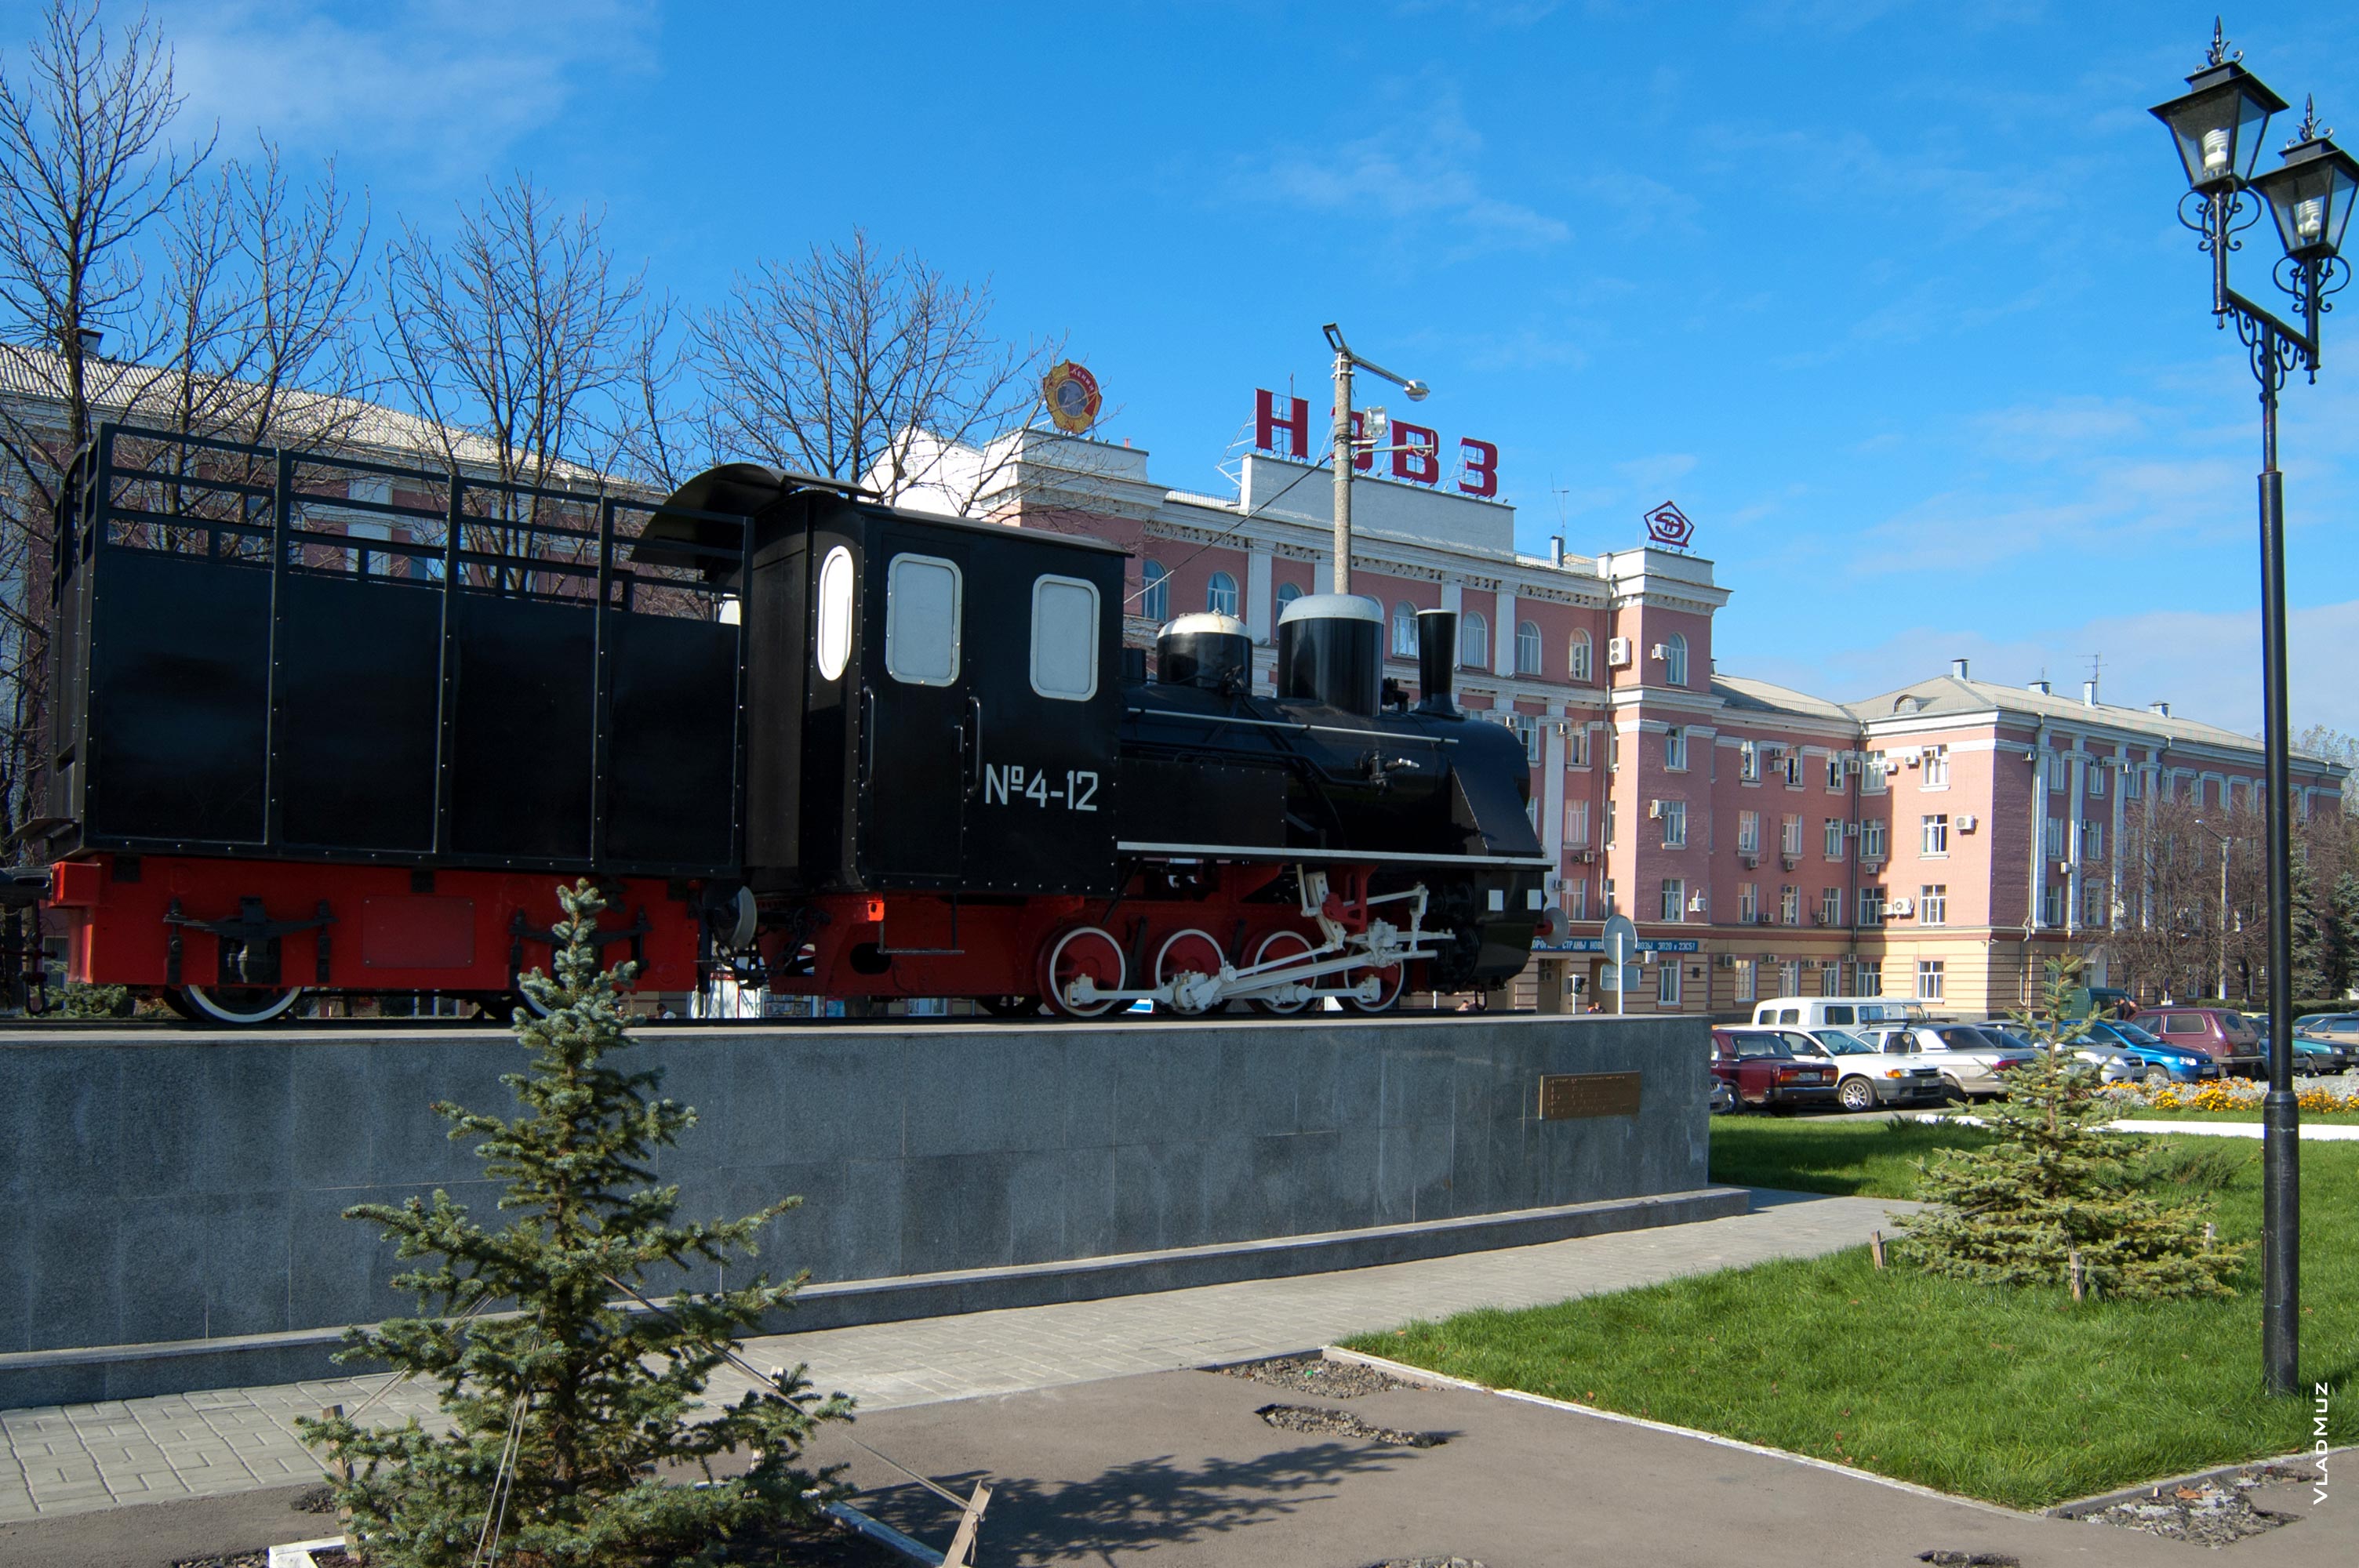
[
  {"xmin": 1711, "ymin": 673, "xmax": 1858, "ymax": 724},
  {"xmin": 1847, "ymin": 673, "xmax": 2271, "ymax": 753}
]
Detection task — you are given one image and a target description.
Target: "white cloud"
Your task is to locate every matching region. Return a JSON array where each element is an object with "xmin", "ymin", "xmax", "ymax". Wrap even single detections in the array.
[{"xmin": 151, "ymin": 0, "xmax": 657, "ymax": 177}]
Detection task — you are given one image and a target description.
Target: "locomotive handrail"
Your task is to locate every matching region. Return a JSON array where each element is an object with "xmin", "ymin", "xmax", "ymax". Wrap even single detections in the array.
[{"xmin": 1123, "ymin": 706, "xmax": 1456, "ymax": 746}]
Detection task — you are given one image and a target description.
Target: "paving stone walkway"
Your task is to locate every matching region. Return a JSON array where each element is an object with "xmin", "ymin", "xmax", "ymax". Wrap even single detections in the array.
[{"xmin": 0, "ymin": 1189, "xmax": 1913, "ymax": 1524}]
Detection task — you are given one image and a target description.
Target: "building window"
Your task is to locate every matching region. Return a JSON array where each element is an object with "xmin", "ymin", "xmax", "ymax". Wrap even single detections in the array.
[
  {"xmin": 1737, "ymin": 811, "xmax": 1760, "ymax": 853},
  {"xmin": 1780, "ymin": 751, "xmax": 1804, "ymax": 787},
  {"xmin": 1390, "ymin": 601, "xmax": 1418, "ymax": 657},
  {"xmin": 1920, "ymin": 884, "xmax": 1947, "ymax": 925},
  {"xmin": 2082, "ymin": 880, "xmax": 2108, "ymax": 929},
  {"xmin": 1567, "ymin": 725, "xmax": 1590, "ymax": 768},
  {"xmin": 1512, "ymin": 713, "xmax": 1543, "ymax": 764},
  {"xmin": 1826, "ymin": 754, "xmax": 1845, "ymax": 790},
  {"xmin": 2042, "ymin": 884, "xmax": 2064, "ymax": 927},
  {"xmin": 1917, "ymin": 960, "xmax": 1945, "ymax": 1000},
  {"xmin": 1663, "ymin": 632, "xmax": 1688, "ymax": 688},
  {"xmin": 1781, "ymin": 815, "xmax": 1804, "ymax": 856},
  {"xmin": 1781, "ymin": 960, "xmax": 1801, "ymax": 997},
  {"xmin": 1140, "ymin": 558, "xmax": 1170, "ymax": 622},
  {"xmin": 1739, "ymin": 743, "xmax": 1761, "ymax": 782},
  {"xmin": 2124, "ymin": 765, "xmax": 2143, "ymax": 800},
  {"xmin": 1206, "ymin": 571, "xmax": 1239, "ymax": 616},
  {"xmin": 1820, "ymin": 964, "xmax": 1843, "ymax": 998},
  {"xmin": 1566, "ymin": 800, "xmax": 1590, "ymax": 845},
  {"xmin": 1656, "ymin": 960, "xmax": 1682, "ymax": 1006},
  {"xmin": 1922, "ymin": 746, "xmax": 1950, "ymax": 787},
  {"xmin": 1661, "ymin": 878, "xmax": 1685, "ymax": 922},
  {"xmin": 1569, "ymin": 630, "xmax": 1593, "ymax": 682},
  {"xmin": 1857, "ymin": 960, "xmax": 1882, "ymax": 997},
  {"xmin": 1824, "ymin": 818, "xmax": 1845, "ymax": 859},
  {"xmin": 1738, "ymin": 883, "xmax": 1758, "ymax": 922},
  {"xmin": 1275, "ymin": 582, "xmax": 1303, "ymax": 618},
  {"xmin": 1858, "ymin": 887, "xmax": 1885, "ymax": 926},
  {"xmin": 2084, "ymin": 821, "xmax": 2104, "ymax": 858},
  {"xmin": 1515, "ymin": 619, "xmax": 1543, "ymax": 675},
  {"xmin": 1666, "ymin": 727, "xmax": 1688, "ymax": 771},
  {"xmin": 1819, "ymin": 887, "xmax": 1842, "ymax": 927},
  {"xmin": 1861, "ymin": 818, "xmax": 1888, "ymax": 861},
  {"xmin": 1602, "ymin": 877, "xmax": 1616, "ymax": 913},
  {"xmin": 1605, "ymin": 800, "xmax": 1617, "ymax": 846},
  {"xmin": 2046, "ymin": 752, "xmax": 2070, "ymax": 790},
  {"xmin": 1566, "ymin": 879, "xmax": 1589, "ymax": 920},
  {"xmin": 1862, "ymin": 751, "xmax": 1888, "ymax": 793},
  {"xmin": 1779, "ymin": 885, "xmax": 1800, "ymax": 925},
  {"xmin": 2088, "ymin": 761, "xmax": 2106, "ymax": 798},
  {"xmin": 2044, "ymin": 816, "xmax": 2066, "ymax": 858},
  {"xmin": 1460, "ymin": 612, "xmax": 1488, "ymax": 669},
  {"xmin": 1734, "ymin": 959, "xmax": 1756, "ymax": 1003},
  {"xmin": 1662, "ymin": 800, "xmax": 1687, "ymax": 848},
  {"xmin": 1921, "ymin": 815, "xmax": 1949, "ymax": 857}
]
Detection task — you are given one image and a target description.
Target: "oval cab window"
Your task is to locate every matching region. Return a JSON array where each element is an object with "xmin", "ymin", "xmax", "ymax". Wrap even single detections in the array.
[
  {"xmin": 816, "ymin": 546, "xmax": 855, "ymax": 681},
  {"xmin": 885, "ymin": 554, "xmax": 961, "ymax": 685}
]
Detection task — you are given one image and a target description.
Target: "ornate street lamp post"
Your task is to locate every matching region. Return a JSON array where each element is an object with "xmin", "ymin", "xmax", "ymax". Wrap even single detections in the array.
[{"xmin": 2153, "ymin": 20, "xmax": 2358, "ymax": 1399}]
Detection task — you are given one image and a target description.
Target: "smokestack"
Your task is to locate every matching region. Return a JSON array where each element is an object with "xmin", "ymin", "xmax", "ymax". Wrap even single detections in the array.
[
  {"xmin": 1950, "ymin": 658, "xmax": 1969, "ymax": 680},
  {"xmin": 2150, "ymin": 700, "xmax": 2171, "ymax": 717},
  {"xmin": 2028, "ymin": 678, "xmax": 2052, "ymax": 695},
  {"xmin": 1415, "ymin": 608, "xmax": 1458, "ymax": 715},
  {"xmin": 2083, "ymin": 679, "xmax": 2099, "ymax": 708},
  {"xmin": 1549, "ymin": 535, "xmax": 1565, "ymax": 568}
]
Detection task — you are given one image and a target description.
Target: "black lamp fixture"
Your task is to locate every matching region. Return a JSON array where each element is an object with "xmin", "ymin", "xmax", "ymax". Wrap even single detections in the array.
[{"xmin": 2151, "ymin": 18, "xmax": 2351, "ymax": 1403}]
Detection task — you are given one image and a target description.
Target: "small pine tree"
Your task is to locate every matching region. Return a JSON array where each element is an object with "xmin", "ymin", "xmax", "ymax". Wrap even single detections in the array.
[
  {"xmin": 2291, "ymin": 852, "xmax": 2328, "ymax": 1001},
  {"xmin": 2328, "ymin": 869, "xmax": 2359, "ymax": 998},
  {"xmin": 1896, "ymin": 958, "xmax": 2247, "ymax": 1300},
  {"xmin": 300, "ymin": 881, "xmax": 848, "ymax": 1567}
]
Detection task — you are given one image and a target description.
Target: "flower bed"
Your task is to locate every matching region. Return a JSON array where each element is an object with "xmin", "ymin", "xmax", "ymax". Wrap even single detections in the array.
[{"xmin": 2097, "ymin": 1081, "xmax": 2359, "ymax": 1116}]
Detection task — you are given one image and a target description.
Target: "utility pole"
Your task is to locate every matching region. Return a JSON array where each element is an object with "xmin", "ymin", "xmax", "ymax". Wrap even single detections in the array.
[{"xmin": 1320, "ymin": 324, "xmax": 1429, "ymax": 597}]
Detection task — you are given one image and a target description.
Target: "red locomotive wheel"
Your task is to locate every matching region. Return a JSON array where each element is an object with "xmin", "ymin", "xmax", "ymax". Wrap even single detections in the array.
[
  {"xmin": 1154, "ymin": 927, "xmax": 1227, "ymax": 1016},
  {"xmin": 1041, "ymin": 925, "xmax": 1127, "ymax": 1018},
  {"xmin": 1245, "ymin": 930, "xmax": 1316, "ymax": 1016},
  {"xmin": 1339, "ymin": 961, "xmax": 1405, "ymax": 1014}
]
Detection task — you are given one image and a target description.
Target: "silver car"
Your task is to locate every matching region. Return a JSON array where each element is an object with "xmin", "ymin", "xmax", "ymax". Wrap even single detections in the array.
[
  {"xmin": 1860, "ymin": 1024, "xmax": 2038, "ymax": 1102},
  {"xmin": 1975, "ymin": 1022, "xmax": 2143, "ymax": 1085}
]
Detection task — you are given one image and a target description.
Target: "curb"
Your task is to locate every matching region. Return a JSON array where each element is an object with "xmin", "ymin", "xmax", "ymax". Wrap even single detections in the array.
[
  {"xmin": 1318, "ymin": 1345, "xmax": 2030, "ymax": 1518},
  {"xmin": 2045, "ymin": 1445, "xmax": 2351, "ymax": 1518}
]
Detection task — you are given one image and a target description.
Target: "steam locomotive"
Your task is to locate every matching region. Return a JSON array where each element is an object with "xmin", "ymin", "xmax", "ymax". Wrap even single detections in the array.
[{"xmin": 28, "ymin": 426, "xmax": 1551, "ymax": 1022}]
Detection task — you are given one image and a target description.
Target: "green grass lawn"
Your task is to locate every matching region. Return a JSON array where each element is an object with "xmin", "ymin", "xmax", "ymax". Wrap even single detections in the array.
[{"xmin": 1344, "ymin": 1118, "xmax": 2357, "ymax": 1509}]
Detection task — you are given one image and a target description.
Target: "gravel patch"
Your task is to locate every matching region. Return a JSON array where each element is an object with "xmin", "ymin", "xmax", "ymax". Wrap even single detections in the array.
[
  {"xmin": 1256, "ymin": 1402, "xmax": 1446, "ymax": 1448},
  {"xmin": 2077, "ymin": 1473, "xmax": 2301, "ymax": 1546},
  {"xmin": 1214, "ymin": 1353, "xmax": 1418, "ymax": 1399}
]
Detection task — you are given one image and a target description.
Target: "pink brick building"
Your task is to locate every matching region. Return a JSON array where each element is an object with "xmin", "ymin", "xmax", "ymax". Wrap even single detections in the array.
[{"xmin": 919, "ymin": 426, "xmax": 2347, "ymax": 1018}]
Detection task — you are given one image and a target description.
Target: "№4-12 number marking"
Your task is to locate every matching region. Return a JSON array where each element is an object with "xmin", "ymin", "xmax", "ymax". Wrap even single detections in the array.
[{"xmin": 982, "ymin": 764, "xmax": 1098, "ymax": 811}]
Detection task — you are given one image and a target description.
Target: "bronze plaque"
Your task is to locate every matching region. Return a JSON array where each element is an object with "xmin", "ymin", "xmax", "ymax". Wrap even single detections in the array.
[{"xmin": 1538, "ymin": 1071, "xmax": 1642, "ymax": 1120}]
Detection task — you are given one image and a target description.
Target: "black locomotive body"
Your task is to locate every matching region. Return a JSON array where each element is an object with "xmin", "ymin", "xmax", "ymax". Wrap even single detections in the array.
[{"xmin": 38, "ymin": 430, "xmax": 1551, "ymax": 1019}]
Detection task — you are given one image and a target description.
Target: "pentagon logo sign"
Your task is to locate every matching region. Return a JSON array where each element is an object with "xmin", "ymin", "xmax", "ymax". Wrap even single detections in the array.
[{"xmin": 1644, "ymin": 500, "xmax": 1695, "ymax": 550}]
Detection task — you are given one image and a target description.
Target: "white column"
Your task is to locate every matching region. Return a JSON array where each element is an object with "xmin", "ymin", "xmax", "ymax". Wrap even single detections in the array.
[
  {"xmin": 1493, "ymin": 586, "xmax": 1516, "ymax": 678},
  {"xmin": 1245, "ymin": 548, "xmax": 1273, "ymax": 644},
  {"xmin": 1441, "ymin": 579, "xmax": 1463, "ymax": 618},
  {"xmin": 1543, "ymin": 699, "xmax": 1567, "ymax": 880},
  {"xmin": 2030, "ymin": 752, "xmax": 2049, "ymax": 931},
  {"xmin": 2109, "ymin": 753, "xmax": 2126, "ymax": 925},
  {"xmin": 2065, "ymin": 751, "xmax": 2085, "ymax": 935}
]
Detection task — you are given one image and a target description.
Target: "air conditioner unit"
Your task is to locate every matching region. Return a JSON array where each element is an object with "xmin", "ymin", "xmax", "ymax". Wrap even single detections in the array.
[
  {"xmin": 1650, "ymin": 643, "xmax": 1668, "ymax": 660},
  {"xmin": 1846, "ymin": 822, "xmax": 1863, "ymax": 837},
  {"xmin": 1606, "ymin": 637, "xmax": 1632, "ymax": 666},
  {"xmin": 1904, "ymin": 753, "xmax": 1921, "ymax": 767},
  {"xmin": 1648, "ymin": 799, "xmax": 1665, "ymax": 818},
  {"xmin": 1801, "ymin": 958, "xmax": 1819, "ymax": 969},
  {"xmin": 1888, "ymin": 897, "xmax": 1915, "ymax": 917},
  {"xmin": 1781, "ymin": 854, "xmax": 1801, "ymax": 869},
  {"xmin": 1568, "ymin": 848, "xmax": 1596, "ymax": 864},
  {"xmin": 1714, "ymin": 953, "xmax": 1737, "ymax": 969},
  {"xmin": 1688, "ymin": 893, "xmax": 1708, "ymax": 913},
  {"xmin": 1957, "ymin": 814, "xmax": 1978, "ymax": 831}
]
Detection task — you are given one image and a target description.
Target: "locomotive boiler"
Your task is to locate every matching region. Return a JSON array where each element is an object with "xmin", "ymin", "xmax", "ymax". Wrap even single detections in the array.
[{"xmin": 29, "ymin": 426, "xmax": 1551, "ymax": 1021}]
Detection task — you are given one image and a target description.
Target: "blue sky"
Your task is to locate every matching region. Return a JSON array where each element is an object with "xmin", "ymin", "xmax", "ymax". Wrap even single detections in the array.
[{"xmin": 15, "ymin": 0, "xmax": 2359, "ymax": 735}]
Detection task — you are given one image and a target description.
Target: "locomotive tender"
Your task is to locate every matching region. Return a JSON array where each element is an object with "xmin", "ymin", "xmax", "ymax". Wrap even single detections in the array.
[{"xmin": 31, "ymin": 425, "xmax": 1551, "ymax": 1021}]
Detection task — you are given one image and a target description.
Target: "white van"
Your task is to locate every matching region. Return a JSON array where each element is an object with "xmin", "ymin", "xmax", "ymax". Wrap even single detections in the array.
[{"xmin": 1750, "ymin": 996, "xmax": 1930, "ymax": 1031}]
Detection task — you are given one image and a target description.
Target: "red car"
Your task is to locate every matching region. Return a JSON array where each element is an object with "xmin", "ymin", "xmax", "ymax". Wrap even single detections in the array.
[
  {"xmin": 1710, "ymin": 1027, "xmax": 1842, "ymax": 1112},
  {"xmin": 2137, "ymin": 1007, "xmax": 2266, "ymax": 1079}
]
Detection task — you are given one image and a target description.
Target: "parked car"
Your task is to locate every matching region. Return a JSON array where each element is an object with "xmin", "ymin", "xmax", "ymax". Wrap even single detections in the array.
[
  {"xmin": 2292, "ymin": 1012, "xmax": 2359, "ymax": 1045},
  {"xmin": 1973, "ymin": 1021, "xmax": 2144, "ymax": 1085},
  {"xmin": 1750, "ymin": 997, "xmax": 1932, "ymax": 1031},
  {"xmin": 1710, "ymin": 1028, "xmax": 1841, "ymax": 1112},
  {"xmin": 1805, "ymin": 1027, "xmax": 1950, "ymax": 1111},
  {"xmin": 1858, "ymin": 1023, "xmax": 2038, "ymax": 1102},
  {"xmin": 2137, "ymin": 1006, "xmax": 2266, "ymax": 1078},
  {"xmin": 2074, "ymin": 1018, "xmax": 2223, "ymax": 1085},
  {"xmin": 2292, "ymin": 1030, "xmax": 2356, "ymax": 1076}
]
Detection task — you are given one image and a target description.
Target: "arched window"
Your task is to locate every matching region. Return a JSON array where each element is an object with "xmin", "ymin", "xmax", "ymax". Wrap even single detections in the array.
[
  {"xmin": 1390, "ymin": 601, "xmax": 1418, "ymax": 657},
  {"xmin": 1460, "ymin": 611, "xmax": 1488, "ymax": 670},
  {"xmin": 1664, "ymin": 631, "xmax": 1689, "ymax": 688},
  {"xmin": 1276, "ymin": 582, "xmax": 1303, "ymax": 618},
  {"xmin": 1515, "ymin": 619, "xmax": 1542, "ymax": 676},
  {"xmin": 1568, "ymin": 629, "xmax": 1593, "ymax": 683},
  {"xmin": 1206, "ymin": 571, "xmax": 1239, "ymax": 617},
  {"xmin": 1140, "ymin": 558, "xmax": 1169, "ymax": 622}
]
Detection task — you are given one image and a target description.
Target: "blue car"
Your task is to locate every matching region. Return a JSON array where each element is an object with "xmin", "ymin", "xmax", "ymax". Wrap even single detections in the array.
[{"xmin": 2077, "ymin": 1019, "xmax": 2221, "ymax": 1085}]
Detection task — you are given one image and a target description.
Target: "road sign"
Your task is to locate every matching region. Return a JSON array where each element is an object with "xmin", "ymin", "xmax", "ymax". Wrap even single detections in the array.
[{"xmin": 1600, "ymin": 913, "xmax": 1638, "ymax": 1017}]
